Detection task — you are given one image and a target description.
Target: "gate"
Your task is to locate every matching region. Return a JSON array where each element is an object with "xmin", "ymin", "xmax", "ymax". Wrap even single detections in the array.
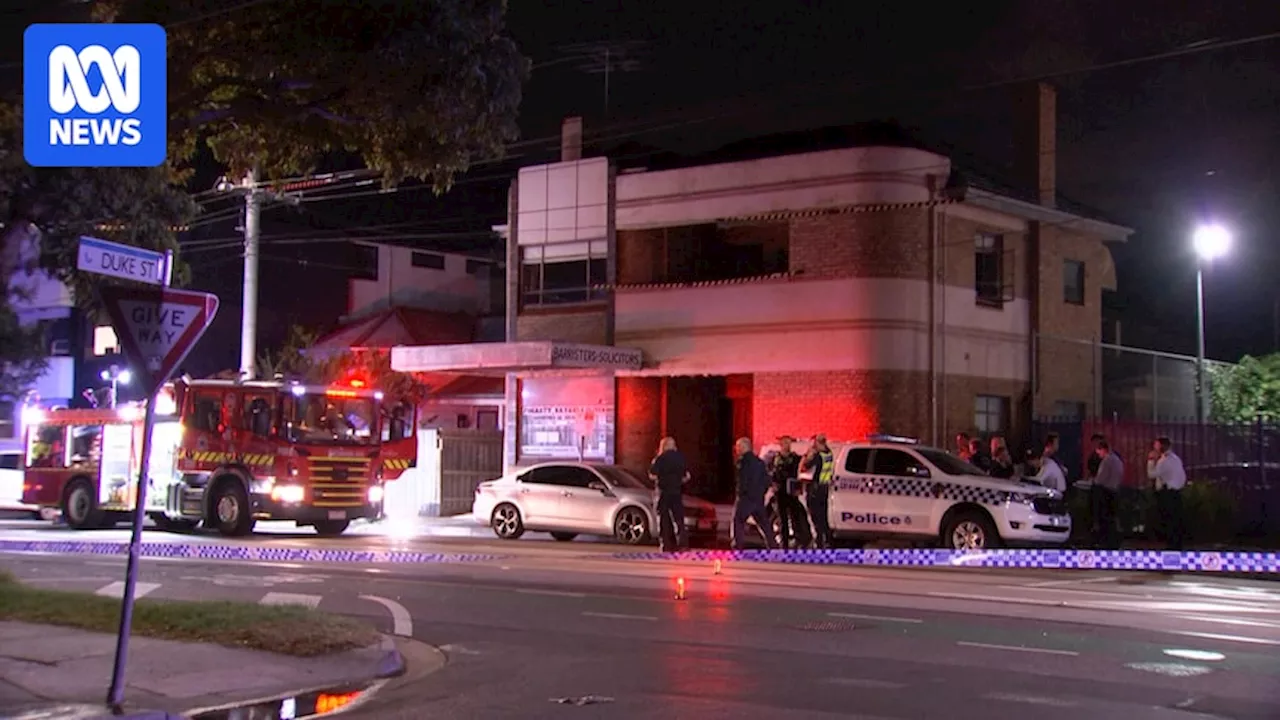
[{"xmin": 384, "ymin": 428, "xmax": 504, "ymax": 517}]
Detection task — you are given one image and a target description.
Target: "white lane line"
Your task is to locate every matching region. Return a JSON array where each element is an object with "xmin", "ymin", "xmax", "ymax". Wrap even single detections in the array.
[
  {"xmin": 824, "ymin": 677, "xmax": 906, "ymax": 689},
  {"xmin": 828, "ymin": 612, "xmax": 923, "ymax": 624},
  {"xmin": 957, "ymin": 641, "xmax": 1079, "ymax": 657},
  {"xmin": 517, "ymin": 588, "xmax": 588, "ymax": 598},
  {"xmin": 582, "ymin": 611, "xmax": 658, "ymax": 622},
  {"xmin": 260, "ymin": 592, "xmax": 322, "ymax": 609},
  {"xmin": 928, "ymin": 592, "xmax": 1061, "ymax": 607},
  {"xmin": 1174, "ymin": 614, "xmax": 1280, "ymax": 630},
  {"xmin": 1174, "ymin": 631, "xmax": 1280, "ymax": 647},
  {"xmin": 984, "ymin": 692, "xmax": 1078, "ymax": 707},
  {"xmin": 359, "ymin": 594, "xmax": 414, "ymax": 637},
  {"xmin": 1024, "ymin": 576, "xmax": 1117, "ymax": 588},
  {"xmin": 94, "ymin": 581, "xmax": 160, "ymax": 599}
]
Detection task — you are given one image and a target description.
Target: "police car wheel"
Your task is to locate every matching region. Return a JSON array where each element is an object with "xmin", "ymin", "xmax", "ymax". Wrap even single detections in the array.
[
  {"xmin": 943, "ymin": 511, "xmax": 1001, "ymax": 550},
  {"xmin": 491, "ymin": 503, "xmax": 525, "ymax": 539}
]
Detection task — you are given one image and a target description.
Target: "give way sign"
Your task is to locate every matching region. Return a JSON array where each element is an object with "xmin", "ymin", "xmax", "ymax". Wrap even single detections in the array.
[{"xmin": 101, "ymin": 286, "xmax": 219, "ymax": 395}]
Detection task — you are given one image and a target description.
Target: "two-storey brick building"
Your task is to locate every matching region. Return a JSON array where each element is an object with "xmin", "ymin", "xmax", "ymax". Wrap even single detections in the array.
[{"xmin": 391, "ymin": 84, "xmax": 1132, "ymax": 497}]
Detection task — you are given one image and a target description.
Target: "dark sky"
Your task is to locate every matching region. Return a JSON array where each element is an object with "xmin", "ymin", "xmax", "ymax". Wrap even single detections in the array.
[{"xmin": 6, "ymin": 1, "xmax": 1280, "ymax": 371}]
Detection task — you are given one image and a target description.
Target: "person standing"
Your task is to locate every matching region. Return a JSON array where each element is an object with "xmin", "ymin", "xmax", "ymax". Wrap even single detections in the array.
[
  {"xmin": 802, "ymin": 434, "xmax": 836, "ymax": 549},
  {"xmin": 1031, "ymin": 448, "xmax": 1067, "ymax": 493},
  {"xmin": 648, "ymin": 436, "xmax": 690, "ymax": 553},
  {"xmin": 1147, "ymin": 436, "xmax": 1187, "ymax": 550},
  {"xmin": 1091, "ymin": 440, "xmax": 1124, "ymax": 549},
  {"xmin": 731, "ymin": 437, "xmax": 776, "ymax": 550},
  {"xmin": 989, "ymin": 444, "xmax": 1016, "ymax": 479},
  {"xmin": 769, "ymin": 435, "xmax": 811, "ymax": 549},
  {"xmin": 967, "ymin": 438, "xmax": 992, "ymax": 473}
]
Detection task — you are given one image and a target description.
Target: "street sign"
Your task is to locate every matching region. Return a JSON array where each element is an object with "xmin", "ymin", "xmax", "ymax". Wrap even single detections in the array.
[
  {"xmin": 77, "ymin": 236, "xmax": 168, "ymax": 286},
  {"xmin": 100, "ymin": 286, "xmax": 218, "ymax": 394}
]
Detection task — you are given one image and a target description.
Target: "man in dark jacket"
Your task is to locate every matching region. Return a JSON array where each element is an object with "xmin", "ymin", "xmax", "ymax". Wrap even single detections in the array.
[
  {"xmin": 769, "ymin": 435, "xmax": 811, "ymax": 549},
  {"xmin": 648, "ymin": 436, "xmax": 690, "ymax": 552},
  {"xmin": 732, "ymin": 437, "xmax": 776, "ymax": 550}
]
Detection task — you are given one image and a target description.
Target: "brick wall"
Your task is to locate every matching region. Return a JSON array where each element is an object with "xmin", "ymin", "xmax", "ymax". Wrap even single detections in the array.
[
  {"xmin": 517, "ymin": 307, "xmax": 608, "ymax": 344},
  {"xmin": 941, "ymin": 213, "xmax": 1031, "ymax": 300},
  {"xmin": 616, "ymin": 377, "xmax": 660, "ymax": 476},
  {"xmin": 942, "ymin": 374, "xmax": 1032, "ymax": 448},
  {"xmin": 752, "ymin": 370, "xmax": 930, "ymax": 447},
  {"xmin": 788, "ymin": 209, "xmax": 929, "ymax": 280}
]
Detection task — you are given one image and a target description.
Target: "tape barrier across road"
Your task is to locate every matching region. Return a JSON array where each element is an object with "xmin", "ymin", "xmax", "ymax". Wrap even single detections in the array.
[
  {"xmin": 612, "ymin": 548, "xmax": 1280, "ymax": 574},
  {"xmin": 0, "ymin": 540, "xmax": 505, "ymax": 565}
]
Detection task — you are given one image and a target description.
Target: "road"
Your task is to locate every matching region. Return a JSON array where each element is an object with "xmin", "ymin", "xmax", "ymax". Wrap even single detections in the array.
[{"xmin": 1, "ymin": 518, "xmax": 1279, "ymax": 718}]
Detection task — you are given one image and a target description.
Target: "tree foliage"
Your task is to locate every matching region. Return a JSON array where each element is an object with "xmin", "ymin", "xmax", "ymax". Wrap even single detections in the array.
[
  {"xmin": 257, "ymin": 325, "xmax": 428, "ymax": 403},
  {"xmin": 0, "ymin": 290, "xmax": 47, "ymax": 400},
  {"xmin": 95, "ymin": 0, "xmax": 528, "ymax": 186},
  {"xmin": 1208, "ymin": 354, "xmax": 1280, "ymax": 423}
]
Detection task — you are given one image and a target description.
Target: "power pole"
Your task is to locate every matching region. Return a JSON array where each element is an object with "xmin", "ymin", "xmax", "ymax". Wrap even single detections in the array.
[
  {"xmin": 241, "ymin": 168, "xmax": 260, "ymax": 381},
  {"xmin": 555, "ymin": 40, "xmax": 647, "ymax": 118}
]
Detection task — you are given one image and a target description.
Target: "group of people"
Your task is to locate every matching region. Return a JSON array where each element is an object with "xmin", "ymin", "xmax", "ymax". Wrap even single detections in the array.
[
  {"xmin": 647, "ymin": 434, "xmax": 836, "ymax": 552},
  {"xmin": 954, "ymin": 430, "xmax": 1187, "ymax": 550}
]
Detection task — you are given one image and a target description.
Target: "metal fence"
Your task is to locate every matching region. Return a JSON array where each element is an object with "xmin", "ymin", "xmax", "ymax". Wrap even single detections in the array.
[
  {"xmin": 1036, "ymin": 334, "xmax": 1233, "ymax": 422},
  {"xmin": 1032, "ymin": 416, "xmax": 1279, "ymax": 545}
]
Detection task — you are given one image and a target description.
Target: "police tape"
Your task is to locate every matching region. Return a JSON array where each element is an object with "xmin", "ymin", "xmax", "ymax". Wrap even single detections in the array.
[
  {"xmin": 0, "ymin": 540, "xmax": 505, "ymax": 565},
  {"xmin": 611, "ymin": 548, "xmax": 1280, "ymax": 573}
]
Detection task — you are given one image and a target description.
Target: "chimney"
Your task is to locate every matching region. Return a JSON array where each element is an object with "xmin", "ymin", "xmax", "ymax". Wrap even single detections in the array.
[
  {"xmin": 561, "ymin": 116, "xmax": 583, "ymax": 162},
  {"xmin": 1013, "ymin": 82, "xmax": 1056, "ymax": 208}
]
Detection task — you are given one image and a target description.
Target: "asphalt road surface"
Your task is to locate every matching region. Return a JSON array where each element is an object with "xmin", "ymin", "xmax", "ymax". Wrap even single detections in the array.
[{"xmin": 2, "ymin": 519, "xmax": 1278, "ymax": 719}]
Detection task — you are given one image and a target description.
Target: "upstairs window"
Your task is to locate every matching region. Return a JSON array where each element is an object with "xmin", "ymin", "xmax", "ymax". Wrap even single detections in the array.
[
  {"xmin": 1063, "ymin": 259, "xmax": 1085, "ymax": 305},
  {"xmin": 520, "ymin": 244, "xmax": 607, "ymax": 307},
  {"xmin": 411, "ymin": 252, "xmax": 445, "ymax": 270},
  {"xmin": 465, "ymin": 259, "xmax": 492, "ymax": 275},
  {"xmin": 974, "ymin": 233, "xmax": 1005, "ymax": 307}
]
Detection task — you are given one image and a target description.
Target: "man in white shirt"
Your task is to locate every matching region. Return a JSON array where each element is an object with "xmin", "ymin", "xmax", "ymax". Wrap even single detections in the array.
[
  {"xmin": 1033, "ymin": 449, "xmax": 1067, "ymax": 494},
  {"xmin": 1146, "ymin": 436, "xmax": 1187, "ymax": 550}
]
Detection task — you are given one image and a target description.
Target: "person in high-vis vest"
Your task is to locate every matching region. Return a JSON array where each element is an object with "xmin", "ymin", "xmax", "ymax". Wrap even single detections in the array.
[{"xmin": 802, "ymin": 434, "xmax": 835, "ymax": 549}]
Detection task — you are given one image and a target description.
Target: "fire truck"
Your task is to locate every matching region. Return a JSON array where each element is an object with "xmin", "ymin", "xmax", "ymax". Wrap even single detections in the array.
[{"xmin": 22, "ymin": 378, "xmax": 417, "ymax": 536}]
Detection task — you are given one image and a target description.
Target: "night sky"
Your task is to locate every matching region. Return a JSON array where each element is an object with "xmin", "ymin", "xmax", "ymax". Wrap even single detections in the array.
[{"xmin": 6, "ymin": 2, "xmax": 1280, "ymax": 372}]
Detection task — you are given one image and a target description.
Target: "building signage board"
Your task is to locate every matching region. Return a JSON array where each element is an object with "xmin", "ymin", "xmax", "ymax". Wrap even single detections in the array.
[
  {"xmin": 549, "ymin": 344, "xmax": 643, "ymax": 371},
  {"xmin": 391, "ymin": 341, "xmax": 643, "ymax": 374}
]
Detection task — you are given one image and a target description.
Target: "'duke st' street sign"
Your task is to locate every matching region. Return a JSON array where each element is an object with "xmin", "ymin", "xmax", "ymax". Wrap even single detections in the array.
[
  {"xmin": 100, "ymin": 285, "xmax": 219, "ymax": 394},
  {"xmin": 77, "ymin": 236, "xmax": 169, "ymax": 286}
]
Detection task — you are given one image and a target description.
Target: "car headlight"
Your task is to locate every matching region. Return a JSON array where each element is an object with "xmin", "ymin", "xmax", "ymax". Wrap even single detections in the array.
[{"xmin": 1003, "ymin": 492, "xmax": 1033, "ymax": 505}]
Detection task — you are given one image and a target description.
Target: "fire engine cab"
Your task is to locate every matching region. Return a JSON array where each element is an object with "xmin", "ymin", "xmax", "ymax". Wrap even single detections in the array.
[{"xmin": 22, "ymin": 377, "xmax": 417, "ymax": 537}]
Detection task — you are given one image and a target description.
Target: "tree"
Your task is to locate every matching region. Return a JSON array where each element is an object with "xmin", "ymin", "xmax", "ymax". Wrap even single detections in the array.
[
  {"xmin": 1207, "ymin": 354, "xmax": 1280, "ymax": 423},
  {"xmin": 94, "ymin": 0, "xmax": 528, "ymax": 187},
  {"xmin": 0, "ymin": 291, "xmax": 47, "ymax": 400},
  {"xmin": 257, "ymin": 324, "xmax": 428, "ymax": 403}
]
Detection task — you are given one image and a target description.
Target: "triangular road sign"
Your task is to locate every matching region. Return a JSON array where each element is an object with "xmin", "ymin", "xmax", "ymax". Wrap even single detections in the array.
[{"xmin": 101, "ymin": 286, "xmax": 219, "ymax": 395}]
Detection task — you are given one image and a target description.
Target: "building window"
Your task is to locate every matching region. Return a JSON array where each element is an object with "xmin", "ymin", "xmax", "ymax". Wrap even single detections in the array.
[
  {"xmin": 1063, "ymin": 259, "xmax": 1085, "ymax": 305},
  {"xmin": 0, "ymin": 401, "xmax": 14, "ymax": 439},
  {"xmin": 465, "ymin": 259, "xmax": 492, "ymax": 276},
  {"xmin": 974, "ymin": 394, "xmax": 1009, "ymax": 435},
  {"xmin": 974, "ymin": 233, "xmax": 1005, "ymax": 307},
  {"xmin": 93, "ymin": 326, "xmax": 119, "ymax": 357},
  {"xmin": 411, "ymin": 251, "xmax": 446, "ymax": 270},
  {"xmin": 520, "ymin": 245, "xmax": 607, "ymax": 306}
]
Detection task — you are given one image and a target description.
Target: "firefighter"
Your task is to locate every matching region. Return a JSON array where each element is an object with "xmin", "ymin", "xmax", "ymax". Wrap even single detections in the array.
[
  {"xmin": 769, "ymin": 435, "xmax": 811, "ymax": 549},
  {"xmin": 802, "ymin": 434, "xmax": 835, "ymax": 549}
]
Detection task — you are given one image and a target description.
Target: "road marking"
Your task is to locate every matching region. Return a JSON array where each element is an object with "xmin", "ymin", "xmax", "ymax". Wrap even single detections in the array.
[
  {"xmin": 582, "ymin": 611, "xmax": 657, "ymax": 622},
  {"xmin": 1173, "ymin": 631, "xmax": 1280, "ymax": 646},
  {"xmin": 984, "ymin": 692, "xmax": 1077, "ymax": 707},
  {"xmin": 439, "ymin": 643, "xmax": 482, "ymax": 656},
  {"xmin": 517, "ymin": 588, "xmax": 588, "ymax": 598},
  {"xmin": 957, "ymin": 641, "xmax": 1079, "ymax": 657},
  {"xmin": 359, "ymin": 594, "xmax": 413, "ymax": 636},
  {"xmin": 828, "ymin": 612, "xmax": 922, "ymax": 624},
  {"xmin": 929, "ymin": 592, "xmax": 1061, "ymax": 607},
  {"xmin": 823, "ymin": 677, "xmax": 906, "ymax": 689},
  {"xmin": 1024, "ymin": 576, "xmax": 1117, "ymax": 588},
  {"xmin": 94, "ymin": 581, "xmax": 160, "ymax": 599},
  {"xmin": 1174, "ymin": 614, "xmax": 1280, "ymax": 629},
  {"xmin": 735, "ymin": 578, "xmax": 815, "ymax": 588},
  {"xmin": 260, "ymin": 592, "xmax": 322, "ymax": 609}
]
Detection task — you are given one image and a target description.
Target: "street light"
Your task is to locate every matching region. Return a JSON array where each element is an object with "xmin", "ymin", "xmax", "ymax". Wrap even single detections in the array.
[
  {"xmin": 1193, "ymin": 224, "xmax": 1231, "ymax": 424},
  {"xmin": 100, "ymin": 365, "xmax": 132, "ymax": 409}
]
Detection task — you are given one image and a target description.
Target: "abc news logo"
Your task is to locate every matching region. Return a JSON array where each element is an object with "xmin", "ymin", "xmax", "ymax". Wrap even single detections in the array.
[{"xmin": 48, "ymin": 44, "xmax": 143, "ymax": 147}]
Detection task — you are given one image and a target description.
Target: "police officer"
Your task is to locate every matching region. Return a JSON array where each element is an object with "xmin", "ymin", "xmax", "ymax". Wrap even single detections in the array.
[
  {"xmin": 802, "ymin": 434, "xmax": 835, "ymax": 549},
  {"xmin": 648, "ymin": 436, "xmax": 690, "ymax": 552},
  {"xmin": 769, "ymin": 435, "xmax": 811, "ymax": 549},
  {"xmin": 732, "ymin": 437, "xmax": 776, "ymax": 550}
]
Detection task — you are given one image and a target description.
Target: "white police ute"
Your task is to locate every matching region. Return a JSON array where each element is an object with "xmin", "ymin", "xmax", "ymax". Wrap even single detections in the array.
[{"xmin": 766, "ymin": 436, "xmax": 1071, "ymax": 549}]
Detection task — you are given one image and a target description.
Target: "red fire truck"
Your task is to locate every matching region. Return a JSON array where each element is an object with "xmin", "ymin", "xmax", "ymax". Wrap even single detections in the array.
[{"xmin": 22, "ymin": 378, "xmax": 417, "ymax": 536}]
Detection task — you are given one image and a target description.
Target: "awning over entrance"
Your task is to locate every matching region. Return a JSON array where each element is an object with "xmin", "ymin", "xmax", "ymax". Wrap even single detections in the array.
[{"xmin": 390, "ymin": 342, "xmax": 644, "ymax": 376}]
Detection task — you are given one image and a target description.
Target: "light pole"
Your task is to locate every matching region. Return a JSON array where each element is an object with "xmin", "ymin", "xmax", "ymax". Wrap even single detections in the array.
[
  {"xmin": 100, "ymin": 365, "xmax": 132, "ymax": 408},
  {"xmin": 1192, "ymin": 224, "xmax": 1230, "ymax": 424}
]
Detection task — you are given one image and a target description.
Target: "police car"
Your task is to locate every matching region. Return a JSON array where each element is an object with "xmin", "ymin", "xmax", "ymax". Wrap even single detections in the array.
[{"xmin": 763, "ymin": 435, "xmax": 1071, "ymax": 549}]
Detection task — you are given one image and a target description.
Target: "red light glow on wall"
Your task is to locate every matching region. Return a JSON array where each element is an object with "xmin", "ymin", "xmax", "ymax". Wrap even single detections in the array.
[{"xmin": 753, "ymin": 371, "xmax": 879, "ymax": 447}]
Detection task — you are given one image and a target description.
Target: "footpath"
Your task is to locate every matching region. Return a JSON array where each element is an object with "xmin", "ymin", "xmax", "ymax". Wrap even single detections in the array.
[{"xmin": 0, "ymin": 622, "xmax": 433, "ymax": 719}]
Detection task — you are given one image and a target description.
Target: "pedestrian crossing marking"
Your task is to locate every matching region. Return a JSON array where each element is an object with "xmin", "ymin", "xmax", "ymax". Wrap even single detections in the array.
[
  {"xmin": 95, "ymin": 581, "xmax": 160, "ymax": 599},
  {"xmin": 260, "ymin": 592, "xmax": 321, "ymax": 608}
]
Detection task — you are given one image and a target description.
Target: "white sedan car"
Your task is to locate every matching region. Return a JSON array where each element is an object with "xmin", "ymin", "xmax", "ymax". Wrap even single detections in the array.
[
  {"xmin": 0, "ymin": 450, "xmax": 42, "ymax": 518},
  {"xmin": 472, "ymin": 462, "xmax": 719, "ymax": 545}
]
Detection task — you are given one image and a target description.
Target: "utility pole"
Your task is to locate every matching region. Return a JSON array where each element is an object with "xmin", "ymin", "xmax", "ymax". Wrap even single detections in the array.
[
  {"xmin": 556, "ymin": 40, "xmax": 647, "ymax": 118},
  {"xmin": 241, "ymin": 168, "xmax": 260, "ymax": 380}
]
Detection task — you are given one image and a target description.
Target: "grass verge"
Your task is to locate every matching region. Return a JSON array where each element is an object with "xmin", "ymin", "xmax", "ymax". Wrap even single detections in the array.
[{"xmin": 0, "ymin": 570, "xmax": 379, "ymax": 657}]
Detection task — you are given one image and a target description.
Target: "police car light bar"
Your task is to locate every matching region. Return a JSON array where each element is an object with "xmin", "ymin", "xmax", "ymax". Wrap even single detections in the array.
[{"xmin": 867, "ymin": 433, "xmax": 919, "ymax": 444}]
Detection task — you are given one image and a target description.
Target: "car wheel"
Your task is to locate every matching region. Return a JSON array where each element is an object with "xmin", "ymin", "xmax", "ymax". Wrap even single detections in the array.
[
  {"xmin": 550, "ymin": 532, "xmax": 578, "ymax": 542},
  {"xmin": 491, "ymin": 503, "xmax": 525, "ymax": 539},
  {"xmin": 613, "ymin": 506, "xmax": 651, "ymax": 545},
  {"xmin": 61, "ymin": 478, "xmax": 102, "ymax": 530},
  {"xmin": 943, "ymin": 511, "xmax": 1001, "ymax": 550}
]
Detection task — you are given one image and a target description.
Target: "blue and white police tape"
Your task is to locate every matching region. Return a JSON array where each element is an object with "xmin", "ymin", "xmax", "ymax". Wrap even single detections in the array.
[
  {"xmin": 612, "ymin": 548, "xmax": 1280, "ymax": 573},
  {"xmin": 0, "ymin": 539, "xmax": 505, "ymax": 565}
]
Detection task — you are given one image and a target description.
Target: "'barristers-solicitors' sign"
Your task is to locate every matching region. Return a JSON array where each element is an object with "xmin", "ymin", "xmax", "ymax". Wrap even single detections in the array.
[{"xmin": 551, "ymin": 344, "xmax": 643, "ymax": 370}]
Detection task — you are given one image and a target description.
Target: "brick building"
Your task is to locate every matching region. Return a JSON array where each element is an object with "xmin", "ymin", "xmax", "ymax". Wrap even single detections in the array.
[{"xmin": 391, "ymin": 84, "xmax": 1132, "ymax": 498}]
